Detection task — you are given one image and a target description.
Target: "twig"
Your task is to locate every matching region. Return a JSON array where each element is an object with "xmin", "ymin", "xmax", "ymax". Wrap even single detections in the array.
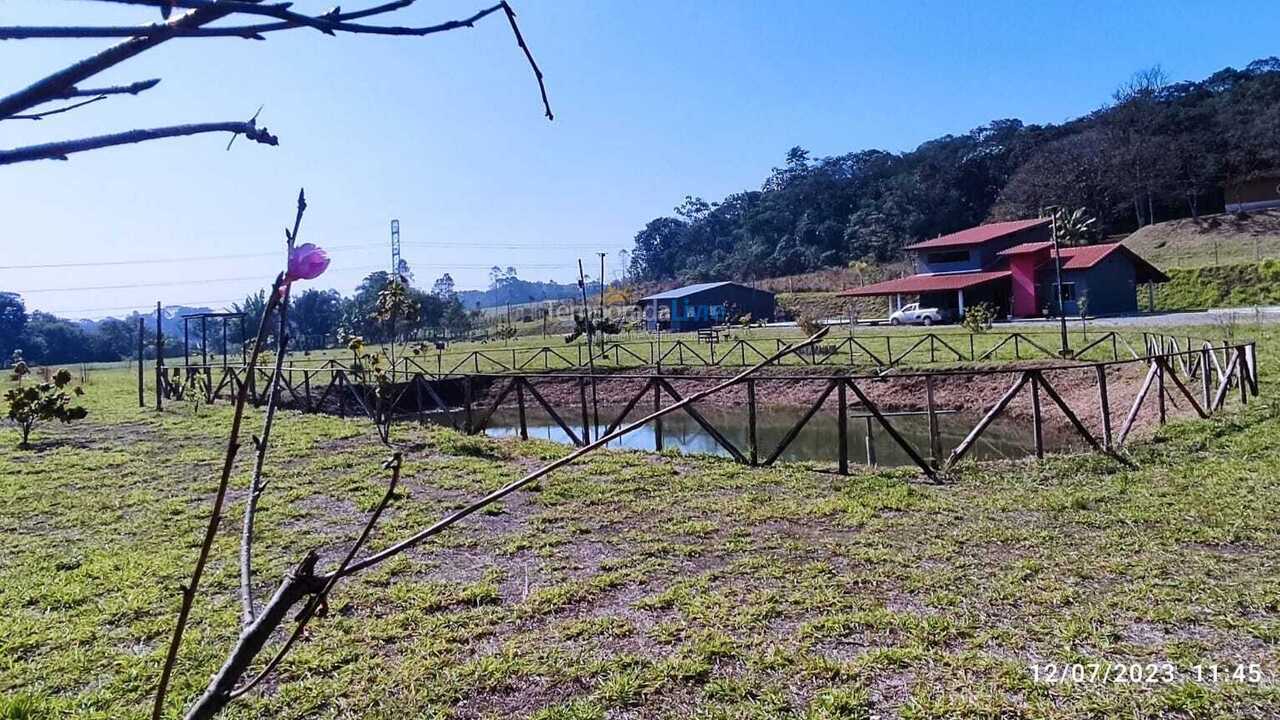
[
  {"xmin": 1, "ymin": 2, "xmax": 501, "ymax": 40},
  {"xmin": 185, "ymin": 454, "xmax": 403, "ymax": 719},
  {"xmin": 6, "ymin": 95, "xmax": 107, "ymax": 121},
  {"xmin": 331, "ymin": 327, "xmax": 831, "ymax": 579},
  {"xmin": 0, "ymin": 121, "xmax": 278, "ymax": 165},
  {"xmin": 239, "ymin": 189, "xmax": 306, "ymax": 626},
  {"xmin": 150, "ymin": 274, "xmax": 285, "ymax": 720},
  {"xmin": 52, "ymin": 78, "xmax": 161, "ymax": 98},
  {"xmin": 0, "ymin": 5, "xmax": 232, "ymax": 119},
  {"xmin": 500, "ymin": 1, "xmax": 553, "ymax": 120}
]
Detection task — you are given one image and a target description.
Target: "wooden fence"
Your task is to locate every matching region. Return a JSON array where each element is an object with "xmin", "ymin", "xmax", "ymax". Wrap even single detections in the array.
[
  {"xmin": 167, "ymin": 329, "xmax": 1145, "ymax": 379},
  {"xmin": 159, "ymin": 332, "xmax": 1259, "ymax": 480}
]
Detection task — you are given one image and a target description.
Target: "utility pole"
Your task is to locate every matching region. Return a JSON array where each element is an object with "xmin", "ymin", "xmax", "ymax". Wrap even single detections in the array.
[
  {"xmin": 1049, "ymin": 209, "xmax": 1070, "ymax": 356},
  {"xmin": 597, "ymin": 252, "xmax": 607, "ymax": 327},
  {"xmin": 578, "ymin": 259, "xmax": 600, "ymax": 441}
]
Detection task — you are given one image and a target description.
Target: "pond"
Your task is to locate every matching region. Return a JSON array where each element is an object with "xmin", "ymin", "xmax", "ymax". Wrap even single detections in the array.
[{"xmin": 477, "ymin": 403, "xmax": 1072, "ymax": 467}]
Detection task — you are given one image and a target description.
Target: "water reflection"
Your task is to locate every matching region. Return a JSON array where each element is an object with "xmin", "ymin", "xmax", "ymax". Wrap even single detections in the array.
[{"xmin": 478, "ymin": 403, "xmax": 1066, "ymax": 467}]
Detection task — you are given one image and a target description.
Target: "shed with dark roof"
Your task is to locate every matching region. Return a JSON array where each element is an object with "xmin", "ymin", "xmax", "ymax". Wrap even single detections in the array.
[{"xmin": 637, "ymin": 282, "xmax": 775, "ymax": 331}]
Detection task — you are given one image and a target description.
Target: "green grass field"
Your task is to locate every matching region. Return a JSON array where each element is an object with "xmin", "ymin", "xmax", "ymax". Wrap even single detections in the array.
[{"xmin": 3, "ymin": 325, "xmax": 1279, "ymax": 719}]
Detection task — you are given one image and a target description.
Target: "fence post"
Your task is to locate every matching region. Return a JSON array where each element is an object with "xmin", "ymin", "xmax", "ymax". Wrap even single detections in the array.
[
  {"xmin": 1238, "ymin": 347, "xmax": 1249, "ymax": 405},
  {"xmin": 136, "ymin": 316, "xmax": 145, "ymax": 408},
  {"xmin": 463, "ymin": 376, "xmax": 474, "ymax": 434},
  {"xmin": 154, "ymin": 301, "xmax": 163, "ymax": 411},
  {"xmin": 578, "ymin": 376, "xmax": 591, "ymax": 444},
  {"xmin": 969, "ymin": 334, "xmax": 975, "ymax": 361},
  {"xmin": 747, "ymin": 378, "xmax": 758, "ymax": 465},
  {"xmin": 864, "ymin": 416, "xmax": 876, "ymax": 466},
  {"xmin": 1030, "ymin": 371, "xmax": 1044, "ymax": 459},
  {"xmin": 1157, "ymin": 360, "xmax": 1167, "ymax": 424},
  {"xmin": 837, "ymin": 380, "xmax": 849, "ymax": 475},
  {"xmin": 652, "ymin": 378, "xmax": 663, "ymax": 451},
  {"xmin": 1095, "ymin": 365, "xmax": 1112, "ymax": 450},
  {"xmin": 516, "ymin": 378, "xmax": 528, "ymax": 440},
  {"xmin": 925, "ymin": 374, "xmax": 941, "ymax": 467},
  {"xmin": 1201, "ymin": 347, "xmax": 1213, "ymax": 409}
]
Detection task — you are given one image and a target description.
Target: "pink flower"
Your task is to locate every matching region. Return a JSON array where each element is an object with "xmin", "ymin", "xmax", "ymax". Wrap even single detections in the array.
[{"xmin": 286, "ymin": 243, "xmax": 329, "ymax": 283}]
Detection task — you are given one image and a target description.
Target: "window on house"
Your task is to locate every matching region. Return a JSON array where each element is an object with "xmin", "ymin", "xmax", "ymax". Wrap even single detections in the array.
[
  {"xmin": 1056, "ymin": 283, "xmax": 1076, "ymax": 301},
  {"xmin": 926, "ymin": 250, "xmax": 969, "ymax": 264}
]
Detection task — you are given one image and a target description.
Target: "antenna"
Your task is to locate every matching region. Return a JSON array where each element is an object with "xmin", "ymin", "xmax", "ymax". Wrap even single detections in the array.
[{"xmin": 390, "ymin": 219, "xmax": 401, "ymax": 279}]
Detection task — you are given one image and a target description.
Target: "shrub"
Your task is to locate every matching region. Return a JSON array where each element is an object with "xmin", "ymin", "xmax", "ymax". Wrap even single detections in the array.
[
  {"xmin": 797, "ymin": 313, "xmax": 825, "ymax": 337},
  {"xmin": 961, "ymin": 302, "xmax": 996, "ymax": 333},
  {"xmin": 5, "ymin": 368, "xmax": 88, "ymax": 448}
]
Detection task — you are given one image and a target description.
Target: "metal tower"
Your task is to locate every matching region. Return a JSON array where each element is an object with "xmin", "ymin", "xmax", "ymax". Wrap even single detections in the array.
[{"xmin": 390, "ymin": 219, "xmax": 401, "ymax": 279}]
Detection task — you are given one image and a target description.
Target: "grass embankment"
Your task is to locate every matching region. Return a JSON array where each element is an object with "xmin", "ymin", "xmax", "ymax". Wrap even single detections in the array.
[
  {"xmin": 3, "ymin": 327, "xmax": 1279, "ymax": 719},
  {"xmin": 1154, "ymin": 261, "xmax": 1280, "ymax": 311},
  {"xmin": 1123, "ymin": 209, "xmax": 1280, "ymax": 269}
]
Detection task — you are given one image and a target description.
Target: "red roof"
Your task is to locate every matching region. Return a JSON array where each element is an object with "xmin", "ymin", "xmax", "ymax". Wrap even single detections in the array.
[
  {"xmin": 1054, "ymin": 243, "xmax": 1121, "ymax": 269},
  {"xmin": 1033, "ymin": 243, "xmax": 1168, "ymax": 281},
  {"xmin": 839, "ymin": 270, "xmax": 1011, "ymax": 297},
  {"xmin": 997, "ymin": 241, "xmax": 1053, "ymax": 256},
  {"xmin": 904, "ymin": 219, "xmax": 1050, "ymax": 251}
]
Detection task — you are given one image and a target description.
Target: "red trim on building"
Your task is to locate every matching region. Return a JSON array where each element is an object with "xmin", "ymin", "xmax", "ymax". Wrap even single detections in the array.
[
  {"xmin": 839, "ymin": 271, "xmax": 1011, "ymax": 297},
  {"xmin": 903, "ymin": 218, "xmax": 1050, "ymax": 251}
]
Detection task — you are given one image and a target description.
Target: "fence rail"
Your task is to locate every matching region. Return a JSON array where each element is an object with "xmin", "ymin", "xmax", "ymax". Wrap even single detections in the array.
[{"xmin": 155, "ymin": 332, "xmax": 1259, "ymax": 479}]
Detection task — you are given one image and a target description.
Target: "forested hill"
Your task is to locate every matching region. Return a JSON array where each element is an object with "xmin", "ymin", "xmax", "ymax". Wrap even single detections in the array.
[{"xmin": 627, "ymin": 59, "xmax": 1280, "ymax": 283}]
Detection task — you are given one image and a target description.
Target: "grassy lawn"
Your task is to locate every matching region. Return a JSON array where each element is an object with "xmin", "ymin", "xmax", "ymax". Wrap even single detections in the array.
[{"xmin": 3, "ymin": 326, "xmax": 1279, "ymax": 719}]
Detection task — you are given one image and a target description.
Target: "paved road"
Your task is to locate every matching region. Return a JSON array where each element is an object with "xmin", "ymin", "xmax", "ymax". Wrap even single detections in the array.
[
  {"xmin": 1021, "ymin": 306, "xmax": 1280, "ymax": 328},
  {"xmin": 810, "ymin": 306, "xmax": 1280, "ymax": 330}
]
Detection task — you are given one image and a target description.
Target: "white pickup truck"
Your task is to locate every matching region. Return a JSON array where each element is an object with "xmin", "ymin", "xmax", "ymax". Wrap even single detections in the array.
[{"xmin": 889, "ymin": 303, "xmax": 944, "ymax": 326}]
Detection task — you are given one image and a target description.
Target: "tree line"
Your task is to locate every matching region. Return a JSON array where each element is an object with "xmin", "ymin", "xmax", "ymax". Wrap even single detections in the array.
[
  {"xmin": 628, "ymin": 59, "xmax": 1280, "ymax": 283},
  {"xmin": 0, "ymin": 268, "xmax": 481, "ymax": 366}
]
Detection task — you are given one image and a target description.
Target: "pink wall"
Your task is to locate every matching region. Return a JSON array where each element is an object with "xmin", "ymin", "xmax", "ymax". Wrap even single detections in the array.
[{"xmin": 1008, "ymin": 254, "xmax": 1042, "ymax": 318}]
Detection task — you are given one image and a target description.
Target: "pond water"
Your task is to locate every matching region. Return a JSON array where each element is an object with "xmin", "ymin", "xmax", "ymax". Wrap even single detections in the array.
[{"xmin": 478, "ymin": 403, "xmax": 1070, "ymax": 467}]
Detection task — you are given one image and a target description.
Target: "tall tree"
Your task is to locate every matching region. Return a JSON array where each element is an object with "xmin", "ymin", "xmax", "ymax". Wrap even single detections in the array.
[
  {"xmin": 0, "ymin": 293, "xmax": 28, "ymax": 364},
  {"xmin": 289, "ymin": 289, "xmax": 343, "ymax": 351}
]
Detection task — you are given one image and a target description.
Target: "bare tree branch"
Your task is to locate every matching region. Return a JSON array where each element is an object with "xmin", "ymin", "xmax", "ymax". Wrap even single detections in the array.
[
  {"xmin": 239, "ymin": 189, "xmax": 305, "ymax": 626},
  {"xmin": 7, "ymin": 95, "xmax": 108, "ymax": 121},
  {"xmin": 331, "ymin": 328, "xmax": 830, "ymax": 579},
  {"xmin": 1, "ymin": 1, "xmax": 501, "ymax": 40},
  {"xmin": 187, "ymin": 453, "xmax": 403, "ymax": 720},
  {"xmin": 0, "ymin": 120, "xmax": 278, "ymax": 164},
  {"xmin": 53, "ymin": 78, "xmax": 162, "ymax": 98},
  {"xmin": 150, "ymin": 272, "xmax": 288, "ymax": 720},
  {"xmin": 1, "ymin": 0, "xmax": 551, "ymax": 163},
  {"xmin": 0, "ymin": 6, "xmax": 231, "ymax": 119},
  {"xmin": 500, "ymin": 1, "xmax": 553, "ymax": 121}
]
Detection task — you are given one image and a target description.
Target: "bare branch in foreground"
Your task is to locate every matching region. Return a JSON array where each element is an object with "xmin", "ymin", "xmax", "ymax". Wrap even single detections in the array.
[
  {"xmin": 0, "ymin": 6, "xmax": 232, "ymax": 119},
  {"xmin": 0, "ymin": 120, "xmax": 278, "ymax": 164},
  {"xmin": 53, "ymin": 78, "xmax": 161, "ymax": 99},
  {"xmin": 149, "ymin": 273, "xmax": 288, "ymax": 720},
  {"xmin": 239, "ymin": 189, "xmax": 306, "ymax": 626},
  {"xmin": 187, "ymin": 454, "xmax": 403, "ymax": 720},
  {"xmin": 7, "ymin": 95, "xmax": 107, "ymax": 121},
  {"xmin": 174, "ymin": 329, "xmax": 830, "ymax": 719}
]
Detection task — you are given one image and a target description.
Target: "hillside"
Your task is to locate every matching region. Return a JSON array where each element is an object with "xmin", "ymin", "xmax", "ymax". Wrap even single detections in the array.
[
  {"xmin": 1122, "ymin": 208, "xmax": 1280, "ymax": 269},
  {"xmin": 626, "ymin": 58, "xmax": 1280, "ymax": 285}
]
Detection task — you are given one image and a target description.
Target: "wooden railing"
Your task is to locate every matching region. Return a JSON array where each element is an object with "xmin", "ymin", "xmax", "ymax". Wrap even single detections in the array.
[{"xmin": 159, "ymin": 332, "xmax": 1259, "ymax": 479}]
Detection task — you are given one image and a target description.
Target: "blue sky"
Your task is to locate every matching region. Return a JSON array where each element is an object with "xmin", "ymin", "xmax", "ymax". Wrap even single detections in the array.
[{"xmin": 3, "ymin": 0, "xmax": 1278, "ymax": 318}]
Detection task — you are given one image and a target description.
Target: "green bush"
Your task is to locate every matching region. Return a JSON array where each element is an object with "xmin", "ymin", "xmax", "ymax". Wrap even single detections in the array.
[{"xmin": 5, "ymin": 368, "xmax": 88, "ymax": 448}]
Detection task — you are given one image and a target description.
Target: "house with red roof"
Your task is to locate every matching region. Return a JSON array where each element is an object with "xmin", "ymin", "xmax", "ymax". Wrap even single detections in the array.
[{"xmin": 839, "ymin": 218, "xmax": 1168, "ymax": 319}]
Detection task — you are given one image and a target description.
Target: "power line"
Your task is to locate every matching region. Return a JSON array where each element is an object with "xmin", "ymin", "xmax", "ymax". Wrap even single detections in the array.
[
  {"xmin": 0, "ymin": 242, "xmax": 621, "ymax": 271},
  {"xmin": 10, "ymin": 264, "xmax": 385, "ymax": 294},
  {"xmin": 0, "ymin": 243, "xmax": 383, "ymax": 271}
]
